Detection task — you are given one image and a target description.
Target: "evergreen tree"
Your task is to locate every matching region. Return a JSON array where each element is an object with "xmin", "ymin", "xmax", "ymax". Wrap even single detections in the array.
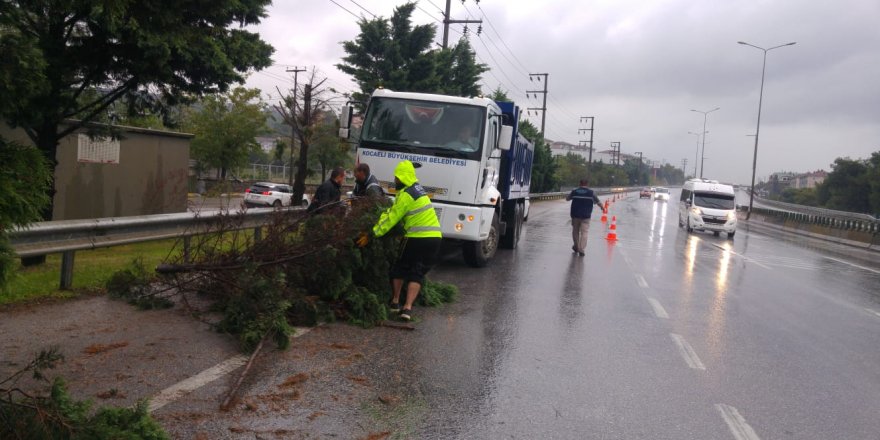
[
  {"xmin": 337, "ymin": 2, "xmax": 486, "ymax": 105},
  {"xmin": 518, "ymin": 120, "xmax": 558, "ymax": 192}
]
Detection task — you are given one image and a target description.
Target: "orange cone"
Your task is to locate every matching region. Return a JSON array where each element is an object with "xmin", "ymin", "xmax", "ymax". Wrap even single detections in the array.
[
  {"xmin": 606, "ymin": 216, "xmax": 618, "ymax": 241},
  {"xmin": 600, "ymin": 211, "xmax": 608, "ymax": 223}
]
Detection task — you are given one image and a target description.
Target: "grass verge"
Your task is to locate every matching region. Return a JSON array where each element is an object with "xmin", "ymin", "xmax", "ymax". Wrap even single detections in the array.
[{"xmin": 1, "ymin": 239, "xmax": 177, "ymax": 306}]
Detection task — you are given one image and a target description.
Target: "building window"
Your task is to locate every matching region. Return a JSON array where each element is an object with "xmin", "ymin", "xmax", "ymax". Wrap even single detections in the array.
[{"xmin": 77, "ymin": 134, "xmax": 120, "ymax": 164}]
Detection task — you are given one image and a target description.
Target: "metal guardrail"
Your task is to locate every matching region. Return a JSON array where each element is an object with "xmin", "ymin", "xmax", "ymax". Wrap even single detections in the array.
[
  {"xmin": 747, "ymin": 194, "xmax": 880, "ymax": 235},
  {"xmin": 9, "ymin": 186, "xmax": 642, "ymax": 290},
  {"xmin": 530, "ymin": 186, "xmax": 641, "ymax": 201},
  {"xmin": 9, "ymin": 207, "xmax": 290, "ymax": 289}
]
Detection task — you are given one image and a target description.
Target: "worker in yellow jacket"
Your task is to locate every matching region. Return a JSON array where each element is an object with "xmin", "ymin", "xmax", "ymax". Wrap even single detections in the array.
[{"xmin": 357, "ymin": 160, "xmax": 441, "ymax": 321}]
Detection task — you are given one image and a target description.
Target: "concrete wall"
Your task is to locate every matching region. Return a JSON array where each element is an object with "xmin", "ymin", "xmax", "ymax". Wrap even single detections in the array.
[{"xmin": 1, "ymin": 122, "xmax": 192, "ymax": 220}]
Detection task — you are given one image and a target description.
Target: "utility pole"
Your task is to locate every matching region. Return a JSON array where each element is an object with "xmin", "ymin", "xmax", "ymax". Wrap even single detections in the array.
[
  {"xmin": 634, "ymin": 152, "xmax": 644, "ymax": 185},
  {"xmin": 442, "ymin": 0, "xmax": 482, "ymax": 49},
  {"xmin": 285, "ymin": 66, "xmax": 306, "ymax": 186},
  {"xmin": 527, "ymin": 73, "xmax": 549, "ymax": 138},
  {"xmin": 578, "ymin": 116, "xmax": 595, "ymax": 180},
  {"xmin": 610, "ymin": 141, "xmax": 621, "ymax": 167},
  {"xmin": 681, "ymin": 158, "xmax": 688, "ymax": 180}
]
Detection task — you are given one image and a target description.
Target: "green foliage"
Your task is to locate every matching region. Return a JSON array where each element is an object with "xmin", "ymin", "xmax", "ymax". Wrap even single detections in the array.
[
  {"xmin": 816, "ymin": 155, "xmax": 878, "ymax": 214},
  {"xmin": 1, "ymin": 349, "xmax": 168, "ymax": 439},
  {"xmin": 555, "ymin": 153, "xmax": 589, "ymax": 188},
  {"xmin": 337, "ymin": 2, "xmax": 486, "ymax": 105},
  {"xmin": 106, "ymin": 259, "xmax": 172, "ymax": 310},
  {"xmin": 162, "ymin": 202, "xmax": 459, "ymax": 350},
  {"xmin": 212, "ymin": 268, "xmax": 294, "ymax": 351},
  {"xmin": 0, "ymin": 139, "xmax": 52, "ymax": 290},
  {"xmin": 0, "ymin": 0, "xmax": 274, "ymax": 160},
  {"xmin": 488, "ymin": 87, "xmax": 510, "ymax": 102},
  {"xmin": 776, "ymin": 187, "xmax": 818, "ymax": 206},
  {"xmin": 309, "ymin": 119, "xmax": 353, "ymax": 179},
  {"xmin": 519, "ymin": 120, "xmax": 559, "ymax": 192},
  {"xmin": 186, "ymin": 87, "xmax": 268, "ymax": 178}
]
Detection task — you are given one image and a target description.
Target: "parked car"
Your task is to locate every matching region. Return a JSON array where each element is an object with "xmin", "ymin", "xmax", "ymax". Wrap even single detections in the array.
[
  {"xmin": 639, "ymin": 187, "xmax": 652, "ymax": 199},
  {"xmin": 653, "ymin": 187, "xmax": 670, "ymax": 201},
  {"xmin": 244, "ymin": 182, "xmax": 310, "ymax": 208}
]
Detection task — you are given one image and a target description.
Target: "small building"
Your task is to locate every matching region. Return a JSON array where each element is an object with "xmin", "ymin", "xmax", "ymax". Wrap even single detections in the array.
[
  {"xmin": 793, "ymin": 170, "xmax": 827, "ymax": 189},
  {"xmin": 1, "ymin": 121, "xmax": 192, "ymax": 220}
]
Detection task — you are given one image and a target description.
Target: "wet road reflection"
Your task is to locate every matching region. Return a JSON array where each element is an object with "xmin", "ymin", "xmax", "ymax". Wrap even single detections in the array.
[{"xmin": 414, "ymin": 194, "xmax": 880, "ymax": 439}]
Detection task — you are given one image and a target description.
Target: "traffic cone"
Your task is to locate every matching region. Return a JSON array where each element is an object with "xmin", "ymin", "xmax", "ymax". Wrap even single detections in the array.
[
  {"xmin": 600, "ymin": 210, "xmax": 608, "ymax": 223},
  {"xmin": 606, "ymin": 216, "xmax": 618, "ymax": 241}
]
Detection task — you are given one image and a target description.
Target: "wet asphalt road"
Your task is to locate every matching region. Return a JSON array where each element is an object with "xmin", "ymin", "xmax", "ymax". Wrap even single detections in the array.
[{"xmin": 404, "ymin": 192, "xmax": 880, "ymax": 439}]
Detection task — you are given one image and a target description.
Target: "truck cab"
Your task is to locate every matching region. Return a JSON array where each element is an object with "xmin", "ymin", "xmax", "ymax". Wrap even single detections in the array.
[{"xmin": 341, "ymin": 89, "xmax": 534, "ymax": 266}]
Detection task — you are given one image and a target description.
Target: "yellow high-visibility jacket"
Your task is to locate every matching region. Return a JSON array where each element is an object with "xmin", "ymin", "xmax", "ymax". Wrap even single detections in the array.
[{"xmin": 373, "ymin": 161, "xmax": 442, "ymax": 239}]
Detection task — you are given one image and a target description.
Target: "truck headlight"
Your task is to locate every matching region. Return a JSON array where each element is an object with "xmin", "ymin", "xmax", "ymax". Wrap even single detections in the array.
[
  {"xmin": 454, "ymin": 223, "xmax": 463, "ymax": 232},
  {"xmin": 727, "ymin": 211, "xmax": 736, "ymax": 221},
  {"xmin": 691, "ymin": 207, "xmax": 702, "ymax": 216}
]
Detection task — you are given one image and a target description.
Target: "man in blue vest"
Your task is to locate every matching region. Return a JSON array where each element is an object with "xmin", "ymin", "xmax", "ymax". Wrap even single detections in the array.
[{"xmin": 566, "ymin": 179, "xmax": 605, "ymax": 257}]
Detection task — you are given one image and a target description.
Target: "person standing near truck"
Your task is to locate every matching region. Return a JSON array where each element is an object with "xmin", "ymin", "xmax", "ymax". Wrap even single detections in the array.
[
  {"xmin": 566, "ymin": 179, "xmax": 605, "ymax": 257},
  {"xmin": 352, "ymin": 163, "xmax": 385, "ymax": 199},
  {"xmin": 356, "ymin": 160, "xmax": 441, "ymax": 321}
]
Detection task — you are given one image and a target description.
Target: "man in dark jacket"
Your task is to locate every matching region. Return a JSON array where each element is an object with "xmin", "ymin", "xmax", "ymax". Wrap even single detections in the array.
[
  {"xmin": 308, "ymin": 167, "xmax": 345, "ymax": 213},
  {"xmin": 566, "ymin": 179, "xmax": 605, "ymax": 256},
  {"xmin": 352, "ymin": 163, "xmax": 385, "ymax": 199}
]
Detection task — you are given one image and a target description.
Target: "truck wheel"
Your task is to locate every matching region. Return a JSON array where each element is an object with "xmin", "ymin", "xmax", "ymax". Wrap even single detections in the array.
[
  {"xmin": 500, "ymin": 203, "xmax": 523, "ymax": 250},
  {"xmin": 727, "ymin": 232, "xmax": 735, "ymax": 239},
  {"xmin": 713, "ymin": 231, "xmax": 720, "ymax": 237},
  {"xmin": 686, "ymin": 218, "xmax": 693, "ymax": 233},
  {"xmin": 463, "ymin": 213, "xmax": 500, "ymax": 267}
]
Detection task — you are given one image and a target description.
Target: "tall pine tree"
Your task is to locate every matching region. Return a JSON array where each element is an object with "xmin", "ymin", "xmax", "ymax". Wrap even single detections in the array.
[{"xmin": 337, "ymin": 2, "xmax": 486, "ymax": 105}]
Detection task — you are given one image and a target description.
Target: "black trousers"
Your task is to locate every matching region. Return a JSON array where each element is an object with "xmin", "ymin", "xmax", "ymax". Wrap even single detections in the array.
[{"xmin": 390, "ymin": 237, "xmax": 441, "ymax": 284}]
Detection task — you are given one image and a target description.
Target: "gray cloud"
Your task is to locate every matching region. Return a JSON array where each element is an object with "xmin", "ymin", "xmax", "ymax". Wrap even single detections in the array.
[{"xmin": 244, "ymin": 0, "xmax": 880, "ymax": 183}]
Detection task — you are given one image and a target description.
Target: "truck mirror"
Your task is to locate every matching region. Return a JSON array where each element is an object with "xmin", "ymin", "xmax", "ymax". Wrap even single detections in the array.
[
  {"xmin": 498, "ymin": 125, "xmax": 513, "ymax": 151},
  {"xmin": 340, "ymin": 105, "xmax": 353, "ymax": 129}
]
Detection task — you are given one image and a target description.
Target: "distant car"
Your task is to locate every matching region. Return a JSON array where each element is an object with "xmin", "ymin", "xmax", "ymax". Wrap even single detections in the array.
[
  {"xmin": 640, "ymin": 187, "xmax": 652, "ymax": 199},
  {"xmin": 653, "ymin": 187, "xmax": 670, "ymax": 201},
  {"xmin": 244, "ymin": 182, "xmax": 310, "ymax": 208}
]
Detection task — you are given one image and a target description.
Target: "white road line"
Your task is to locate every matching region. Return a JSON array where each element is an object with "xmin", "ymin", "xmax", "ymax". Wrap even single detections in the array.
[
  {"xmin": 646, "ymin": 297, "xmax": 669, "ymax": 319},
  {"xmin": 709, "ymin": 244, "xmax": 772, "ymax": 270},
  {"xmin": 824, "ymin": 256, "xmax": 880, "ymax": 275},
  {"xmin": 148, "ymin": 326, "xmax": 314, "ymax": 413},
  {"xmin": 635, "ymin": 274, "xmax": 649, "ymax": 288},
  {"xmin": 669, "ymin": 333, "xmax": 706, "ymax": 370},
  {"xmin": 715, "ymin": 404, "xmax": 761, "ymax": 440},
  {"xmin": 864, "ymin": 308, "xmax": 880, "ymax": 319}
]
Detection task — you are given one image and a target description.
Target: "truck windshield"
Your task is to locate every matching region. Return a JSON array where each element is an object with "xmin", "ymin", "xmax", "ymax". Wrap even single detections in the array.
[
  {"xmin": 361, "ymin": 97, "xmax": 486, "ymax": 160},
  {"xmin": 693, "ymin": 192, "xmax": 735, "ymax": 210}
]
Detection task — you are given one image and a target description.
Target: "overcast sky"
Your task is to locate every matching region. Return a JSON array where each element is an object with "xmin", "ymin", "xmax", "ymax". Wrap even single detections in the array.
[{"xmin": 244, "ymin": 0, "xmax": 880, "ymax": 184}]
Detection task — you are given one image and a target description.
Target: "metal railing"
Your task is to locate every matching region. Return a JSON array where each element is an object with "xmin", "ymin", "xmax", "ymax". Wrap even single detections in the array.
[
  {"xmin": 9, "ymin": 207, "xmax": 288, "ymax": 289},
  {"xmin": 8, "ymin": 187, "xmax": 642, "ymax": 290},
  {"xmin": 749, "ymin": 194, "xmax": 880, "ymax": 234}
]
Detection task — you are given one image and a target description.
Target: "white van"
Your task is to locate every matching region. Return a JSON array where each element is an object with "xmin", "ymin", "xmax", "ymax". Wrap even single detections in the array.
[{"xmin": 678, "ymin": 179, "xmax": 737, "ymax": 238}]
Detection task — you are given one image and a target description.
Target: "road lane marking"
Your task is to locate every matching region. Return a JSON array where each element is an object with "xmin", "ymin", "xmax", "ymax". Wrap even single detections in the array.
[
  {"xmin": 646, "ymin": 297, "xmax": 669, "ymax": 319},
  {"xmin": 709, "ymin": 244, "xmax": 772, "ymax": 270},
  {"xmin": 148, "ymin": 326, "xmax": 314, "ymax": 413},
  {"xmin": 715, "ymin": 404, "xmax": 761, "ymax": 440},
  {"xmin": 670, "ymin": 333, "xmax": 706, "ymax": 370},
  {"xmin": 635, "ymin": 274, "xmax": 649, "ymax": 288},
  {"xmin": 823, "ymin": 256, "xmax": 880, "ymax": 275},
  {"xmin": 864, "ymin": 308, "xmax": 880, "ymax": 319}
]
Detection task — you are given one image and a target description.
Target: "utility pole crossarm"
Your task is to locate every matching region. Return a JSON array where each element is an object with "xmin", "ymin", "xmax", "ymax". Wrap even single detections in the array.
[{"xmin": 441, "ymin": 0, "xmax": 483, "ymax": 49}]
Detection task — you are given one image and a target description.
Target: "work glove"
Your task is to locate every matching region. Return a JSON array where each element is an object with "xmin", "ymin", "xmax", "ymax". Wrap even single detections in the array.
[{"xmin": 355, "ymin": 232, "xmax": 370, "ymax": 248}]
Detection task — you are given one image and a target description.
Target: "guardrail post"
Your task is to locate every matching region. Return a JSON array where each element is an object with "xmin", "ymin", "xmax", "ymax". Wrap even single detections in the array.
[
  {"xmin": 183, "ymin": 236, "xmax": 191, "ymax": 263},
  {"xmin": 60, "ymin": 251, "xmax": 75, "ymax": 290}
]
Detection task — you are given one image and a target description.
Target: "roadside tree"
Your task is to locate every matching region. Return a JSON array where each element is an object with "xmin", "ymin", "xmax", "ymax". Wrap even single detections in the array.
[
  {"xmin": 0, "ymin": 0, "xmax": 274, "ymax": 220},
  {"xmin": 186, "ymin": 88, "xmax": 269, "ymax": 180}
]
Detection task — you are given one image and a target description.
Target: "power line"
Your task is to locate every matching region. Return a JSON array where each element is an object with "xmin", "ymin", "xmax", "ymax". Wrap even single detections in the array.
[
  {"xmin": 415, "ymin": 4, "xmax": 441, "ymax": 22},
  {"xmin": 476, "ymin": 3, "xmax": 533, "ymax": 75},
  {"xmin": 328, "ymin": 0, "xmax": 360, "ymax": 19},
  {"xmin": 473, "ymin": 35, "xmax": 527, "ymax": 96},
  {"xmin": 347, "ymin": 0, "xmax": 376, "ymax": 18}
]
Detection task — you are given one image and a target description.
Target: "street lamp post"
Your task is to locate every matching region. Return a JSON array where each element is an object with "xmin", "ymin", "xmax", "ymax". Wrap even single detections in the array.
[
  {"xmin": 687, "ymin": 131, "xmax": 702, "ymax": 178},
  {"xmin": 738, "ymin": 40, "xmax": 796, "ymax": 219},
  {"xmin": 690, "ymin": 107, "xmax": 720, "ymax": 178}
]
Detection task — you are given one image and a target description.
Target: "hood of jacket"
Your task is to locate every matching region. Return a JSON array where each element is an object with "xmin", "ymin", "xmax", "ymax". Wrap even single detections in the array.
[{"xmin": 394, "ymin": 160, "xmax": 418, "ymax": 187}]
